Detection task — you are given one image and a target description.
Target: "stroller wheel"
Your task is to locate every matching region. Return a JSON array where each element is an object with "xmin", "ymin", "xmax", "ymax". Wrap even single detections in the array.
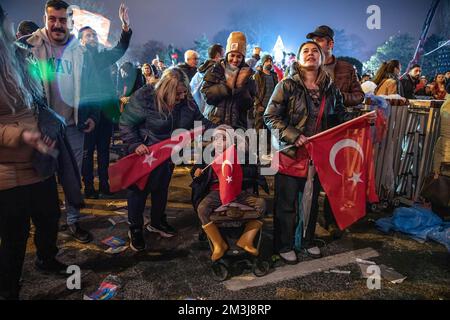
[
  {"xmin": 212, "ymin": 261, "xmax": 229, "ymax": 282},
  {"xmin": 252, "ymin": 259, "xmax": 270, "ymax": 277}
]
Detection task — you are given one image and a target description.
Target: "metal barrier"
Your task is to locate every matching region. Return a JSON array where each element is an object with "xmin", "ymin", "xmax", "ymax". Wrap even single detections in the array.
[{"xmin": 367, "ymin": 99, "xmax": 444, "ymax": 208}]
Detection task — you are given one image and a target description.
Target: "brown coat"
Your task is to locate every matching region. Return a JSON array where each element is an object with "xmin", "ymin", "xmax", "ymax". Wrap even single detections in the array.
[
  {"xmin": 375, "ymin": 78, "xmax": 399, "ymax": 96},
  {"xmin": 325, "ymin": 57, "xmax": 365, "ymax": 107},
  {"xmin": 0, "ymin": 103, "xmax": 43, "ymax": 191}
]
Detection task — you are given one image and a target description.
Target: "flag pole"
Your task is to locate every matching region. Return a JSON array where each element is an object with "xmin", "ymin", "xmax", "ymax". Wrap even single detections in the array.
[{"xmin": 307, "ymin": 111, "xmax": 375, "ymax": 142}]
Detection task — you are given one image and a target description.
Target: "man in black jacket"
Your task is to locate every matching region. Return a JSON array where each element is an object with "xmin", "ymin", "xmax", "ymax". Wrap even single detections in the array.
[
  {"xmin": 253, "ymin": 54, "xmax": 278, "ymax": 130},
  {"xmin": 400, "ymin": 64, "xmax": 422, "ymax": 99},
  {"xmin": 79, "ymin": 4, "xmax": 132, "ymax": 199},
  {"xmin": 178, "ymin": 50, "xmax": 199, "ymax": 81}
]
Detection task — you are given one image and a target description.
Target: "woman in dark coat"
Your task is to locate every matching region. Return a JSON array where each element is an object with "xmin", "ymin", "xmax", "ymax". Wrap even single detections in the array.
[
  {"xmin": 264, "ymin": 41, "xmax": 355, "ymax": 264},
  {"xmin": 120, "ymin": 67, "xmax": 214, "ymax": 251},
  {"xmin": 201, "ymin": 31, "xmax": 256, "ymax": 129}
]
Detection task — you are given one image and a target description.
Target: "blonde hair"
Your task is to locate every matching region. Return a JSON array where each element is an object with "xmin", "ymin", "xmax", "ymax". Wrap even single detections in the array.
[
  {"xmin": 154, "ymin": 67, "xmax": 191, "ymax": 115},
  {"xmin": 141, "ymin": 63, "xmax": 152, "ymax": 75}
]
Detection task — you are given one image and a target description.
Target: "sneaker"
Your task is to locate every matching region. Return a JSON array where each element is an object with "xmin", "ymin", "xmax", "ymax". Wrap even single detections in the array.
[
  {"xmin": 84, "ymin": 186, "xmax": 99, "ymax": 199},
  {"xmin": 161, "ymin": 220, "xmax": 177, "ymax": 234},
  {"xmin": 146, "ymin": 223, "xmax": 175, "ymax": 238},
  {"xmin": 128, "ymin": 229, "xmax": 146, "ymax": 252},
  {"xmin": 304, "ymin": 246, "xmax": 322, "ymax": 259},
  {"xmin": 279, "ymin": 250, "xmax": 298, "ymax": 265},
  {"xmin": 68, "ymin": 223, "xmax": 92, "ymax": 244},
  {"xmin": 35, "ymin": 258, "xmax": 68, "ymax": 276}
]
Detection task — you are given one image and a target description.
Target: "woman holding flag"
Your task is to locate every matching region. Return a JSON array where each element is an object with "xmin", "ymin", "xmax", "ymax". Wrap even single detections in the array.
[
  {"xmin": 119, "ymin": 67, "xmax": 214, "ymax": 252},
  {"xmin": 264, "ymin": 41, "xmax": 353, "ymax": 264}
]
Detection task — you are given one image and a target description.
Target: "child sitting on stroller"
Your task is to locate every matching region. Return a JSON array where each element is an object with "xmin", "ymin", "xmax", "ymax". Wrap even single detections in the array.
[{"xmin": 191, "ymin": 125, "xmax": 266, "ymax": 261}]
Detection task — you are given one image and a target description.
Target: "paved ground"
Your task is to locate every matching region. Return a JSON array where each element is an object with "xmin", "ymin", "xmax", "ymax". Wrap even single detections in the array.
[{"xmin": 20, "ymin": 166, "xmax": 450, "ymax": 300}]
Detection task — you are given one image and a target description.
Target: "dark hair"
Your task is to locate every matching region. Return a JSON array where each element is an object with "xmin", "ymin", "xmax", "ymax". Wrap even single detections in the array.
[
  {"xmin": 297, "ymin": 41, "xmax": 325, "ymax": 62},
  {"xmin": 78, "ymin": 26, "xmax": 95, "ymax": 39},
  {"xmin": 45, "ymin": 0, "xmax": 69, "ymax": 12},
  {"xmin": 411, "ymin": 64, "xmax": 421, "ymax": 70},
  {"xmin": 373, "ymin": 60, "xmax": 401, "ymax": 85},
  {"xmin": 208, "ymin": 44, "xmax": 223, "ymax": 59},
  {"xmin": 17, "ymin": 21, "xmax": 39, "ymax": 37}
]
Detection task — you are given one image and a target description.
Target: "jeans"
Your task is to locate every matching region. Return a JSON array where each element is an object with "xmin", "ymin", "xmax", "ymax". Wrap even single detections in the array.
[
  {"xmin": 82, "ymin": 113, "xmax": 113, "ymax": 190},
  {"xmin": 273, "ymin": 173, "xmax": 321, "ymax": 253},
  {"xmin": 65, "ymin": 125, "xmax": 85, "ymax": 225},
  {"xmin": 0, "ymin": 177, "xmax": 61, "ymax": 299},
  {"xmin": 127, "ymin": 161, "xmax": 174, "ymax": 231}
]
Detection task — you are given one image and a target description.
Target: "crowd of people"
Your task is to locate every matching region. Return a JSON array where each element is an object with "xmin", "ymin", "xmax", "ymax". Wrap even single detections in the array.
[
  {"xmin": 1, "ymin": 0, "xmax": 449, "ymax": 300},
  {"xmin": 360, "ymin": 61, "xmax": 450, "ymax": 101}
]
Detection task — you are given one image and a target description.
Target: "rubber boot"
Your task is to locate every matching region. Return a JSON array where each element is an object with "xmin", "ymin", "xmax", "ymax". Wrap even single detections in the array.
[
  {"xmin": 202, "ymin": 222, "xmax": 228, "ymax": 261},
  {"xmin": 236, "ymin": 220, "xmax": 263, "ymax": 256}
]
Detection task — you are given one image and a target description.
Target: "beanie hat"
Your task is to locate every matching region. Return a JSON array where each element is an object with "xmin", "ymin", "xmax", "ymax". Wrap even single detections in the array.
[
  {"xmin": 226, "ymin": 32, "xmax": 247, "ymax": 57},
  {"xmin": 260, "ymin": 54, "xmax": 273, "ymax": 65}
]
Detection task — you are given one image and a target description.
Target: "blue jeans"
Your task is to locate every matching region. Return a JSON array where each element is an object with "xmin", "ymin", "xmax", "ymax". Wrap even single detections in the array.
[{"xmin": 65, "ymin": 125, "xmax": 85, "ymax": 225}]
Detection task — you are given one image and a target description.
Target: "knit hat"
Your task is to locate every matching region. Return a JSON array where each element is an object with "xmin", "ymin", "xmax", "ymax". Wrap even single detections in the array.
[
  {"xmin": 260, "ymin": 54, "xmax": 273, "ymax": 65},
  {"xmin": 226, "ymin": 31, "xmax": 247, "ymax": 57}
]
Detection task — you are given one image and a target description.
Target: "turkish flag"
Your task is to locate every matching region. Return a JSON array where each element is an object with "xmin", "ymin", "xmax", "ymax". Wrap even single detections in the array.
[
  {"xmin": 109, "ymin": 127, "xmax": 202, "ymax": 192},
  {"xmin": 211, "ymin": 146, "xmax": 243, "ymax": 205},
  {"xmin": 305, "ymin": 112, "xmax": 379, "ymax": 230}
]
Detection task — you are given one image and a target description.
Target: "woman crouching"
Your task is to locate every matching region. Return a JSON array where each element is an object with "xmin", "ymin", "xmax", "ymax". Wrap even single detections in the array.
[{"xmin": 120, "ymin": 67, "xmax": 214, "ymax": 251}]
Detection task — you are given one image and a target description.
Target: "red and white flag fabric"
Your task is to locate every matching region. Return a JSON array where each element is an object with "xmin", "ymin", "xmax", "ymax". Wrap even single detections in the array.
[
  {"xmin": 109, "ymin": 127, "xmax": 202, "ymax": 192},
  {"xmin": 305, "ymin": 112, "xmax": 379, "ymax": 230},
  {"xmin": 211, "ymin": 145, "xmax": 243, "ymax": 205}
]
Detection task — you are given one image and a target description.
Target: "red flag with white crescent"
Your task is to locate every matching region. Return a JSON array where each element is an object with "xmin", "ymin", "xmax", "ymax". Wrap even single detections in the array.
[
  {"xmin": 305, "ymin": 112, "xmax": 379, "ymax": 230},
  {"xmin": 211, "ymin": 145, "xmax": 243, "ymax": 205},
  {"xmin": 109, "ymin": 127, "xmax": 202, "ymax": 192}
]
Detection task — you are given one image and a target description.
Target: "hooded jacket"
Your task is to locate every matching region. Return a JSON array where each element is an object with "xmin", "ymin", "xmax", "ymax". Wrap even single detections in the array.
[
  {"xmin": 190, "ymin": 59, "xmax": 217, "ymax": 115},
  {"xmin": 25, "ymin": 28, "xmax": 98, "ymax": 128},
  {"xmin": 264, "ymin": 63, "xmax": 350, "ymax": 158}
]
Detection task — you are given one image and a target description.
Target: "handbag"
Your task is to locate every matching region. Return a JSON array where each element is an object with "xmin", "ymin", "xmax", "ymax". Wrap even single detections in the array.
[{"xmin": 31, "ymin": 98, "xmax": 66, "ymax": 177}]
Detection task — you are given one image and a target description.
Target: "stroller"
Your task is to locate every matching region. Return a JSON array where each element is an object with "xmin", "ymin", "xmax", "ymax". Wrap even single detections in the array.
[{"xmin": 206, "ymin": 205, "xmax": 270, "ymax": 282}]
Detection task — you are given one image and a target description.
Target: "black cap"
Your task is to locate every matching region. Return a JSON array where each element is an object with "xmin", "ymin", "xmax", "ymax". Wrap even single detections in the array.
[{"xmin": 306, "ymin": 25, "xmax": 334, "ymax": 41}]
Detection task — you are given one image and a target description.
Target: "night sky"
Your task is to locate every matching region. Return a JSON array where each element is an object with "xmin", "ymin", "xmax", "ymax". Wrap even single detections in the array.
[{"xmin": 2, "ymin": 0, "xmax": 441, "ymax": 60}]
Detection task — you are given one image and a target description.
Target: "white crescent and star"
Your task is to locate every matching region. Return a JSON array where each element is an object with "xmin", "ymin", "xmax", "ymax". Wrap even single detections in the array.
[
  {"xmin": 142, "ymin": 152, "xmax": 157, "ymax": 167},
  {"xmin": 329, "ymin": 139, "xmax": 365, "ymax": 186},
  {"xmin": 222, "ymin": 160, "xmax": 233, "ymax": 184}
]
